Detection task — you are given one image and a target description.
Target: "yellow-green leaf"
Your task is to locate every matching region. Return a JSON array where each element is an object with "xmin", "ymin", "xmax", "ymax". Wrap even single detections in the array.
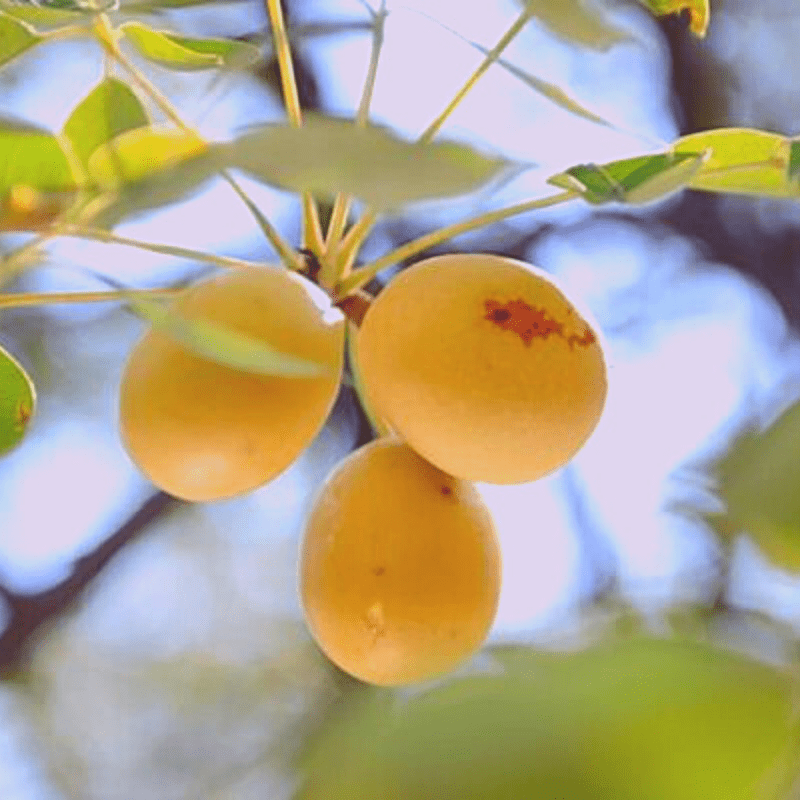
[
  {"xmin": 86, "ymin": 126, "xmax": 208, "ymax": 188},
  {"xmin": 0, "ymin": 118, "xmax": 78, "ymax": 194},
  {"xmin": 124, "ymin": 289, "xmax": 331, "ymax": 379},
  {"xmin": 673, "ymin": 128, "xmax": 795, "ymax": 198},
  {"xmin": 297, "ymin": 637, "xmax": 796, "ymax": 800},
  {"xmin": 0, "ymin": 343, "xmax": 35, "ymax": 454},
  {"xmin": 220, "ymin": 115, "xmax": 509, "ymax": 210},
  {"xmin": 707, "ymin": 399, "xmax": 800, "ymax": 572},
  {"xmin": 63, "ymin": 77, "xmax": 150, "ymax": 169},
  {"xmin": 523, "ymin": 0, "xmax": 631, "ymax": 51},
  {"xmin": 548, "ymin": 151, "xmax": 705, "ymax": 204},
  {"xmin": 120, "ymin": 21, "xmax": 257, "ymax": 70},
  {"xmin": 0, "ymin": 11, "xmax": 40, "ymax": 67},
  {"xmin": 635, "ymin": 0, "xmax": 710, "ymax": 37},
  {"xmin": 0, "ymin": 1, "xmax": 85, "ymax": 29}
]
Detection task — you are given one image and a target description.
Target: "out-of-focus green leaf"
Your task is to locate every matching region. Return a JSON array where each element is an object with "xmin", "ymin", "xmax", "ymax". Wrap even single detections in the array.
[
  {"xmin": 786, "ymin": 139, "xmax": 800, "ymax": 182},
  {"xmin": 523, "ymin": 0, "xmax": 630, "ymax": 51},
  {"xmin": 0, "ymin": 118, "xmax": 78, "ymax": 193},
  {"xmin": 219, "ymin": 115, "xmax": 509, "ymax": 210},
  {"xmin": 0, "ymin": 343, "xmax": 35, "ymax": 454},
  {"xmin": 634, "ymin": 0, "xmax": 710, "ymax": 37},
  {"xmin": 548, "ymin": 151, "xmax": 705, "ymax": 204},
  {"xmin": 87, "ymin": 125, "xmax": 208, "ymax": 188},
  {"xmin": 63, "ymin": 78, "xmax": 150, "ymax": 170},
  {"xmin": 707, "ymin": 399, "xmax": 800, "ymax": 572},
  {"xmin": 297, "ymin": 637, "xmax": 797, "ymax": 800},
  {"xmin": 673, "ymin": 128, "xmax": 796, "ymax": 198},
  {"xmin": 120, "ymin": 21, "xmax": 258, "ymax": 70},
  {"xmin": 0, "ymin": 12, "xmax": 41, "ymax": 67},
  {"xmin": 0, "ymin": 1, "xmax": 86, "ymax": 28},
  {"xmin": 120, "ymin": 285, "xmax": 331, "ymax": 378}
]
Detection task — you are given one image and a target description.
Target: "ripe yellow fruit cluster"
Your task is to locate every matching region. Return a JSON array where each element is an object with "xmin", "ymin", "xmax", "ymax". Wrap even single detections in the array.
[{"xmin": 117, "ymin": 254, "xmax": 607, "ymax": 686}]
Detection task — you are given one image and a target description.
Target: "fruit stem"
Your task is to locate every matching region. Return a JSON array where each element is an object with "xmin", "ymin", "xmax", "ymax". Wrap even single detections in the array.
[
  {"xmin": 0, "ymin": 287, "xmax": 180, "ymax": 309},
  {"xmin": 419, "ymin": 5, "xmax": 534, "ymax": 144},
  {"xmin": 323, "ymin": 0, "xmax": 388, "ymax": 285},
  {"xmin": 57, "ymin": 225, "xmax": 268, "ymax": 270},
  {"xmin": 330, "ymin": 6, "xmax": 534, "ymax": 276},
  {"xmin": 264, "ymin": 0, "xmax": 325, "ymax": 256},
  {"xmin": 222, "ymin": 173, "xmax": 305, "ymax": 270},
  {"xmin": 94, "ymin": 15, "xmax": 197, "ymax": 136},
  {"xmin": 334, "ymin": 190, "xmax": 577, "ymax": 298}
]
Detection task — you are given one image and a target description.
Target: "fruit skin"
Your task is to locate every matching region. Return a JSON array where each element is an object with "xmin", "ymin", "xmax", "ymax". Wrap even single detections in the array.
[
  {"xmin": 356, "ymin": 253, "xmax": 608, "ymax": 484},
  {"xmin": 299, "ymin": 438, "xmax": 501, "ymax": 687},
  {"xmin": 119, "ymin": 266, "xmax": 345, "ymax": 502}
]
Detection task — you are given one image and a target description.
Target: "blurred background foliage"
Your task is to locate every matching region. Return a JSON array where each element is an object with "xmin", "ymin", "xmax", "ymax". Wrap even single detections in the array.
[{"xmin": 1, "ymin": 0, "xmax": 800, "ymax": 798}]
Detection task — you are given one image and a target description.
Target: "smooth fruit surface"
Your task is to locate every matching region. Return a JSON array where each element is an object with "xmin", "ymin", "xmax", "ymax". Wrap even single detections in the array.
[
  {"xmin": 357, "ymin": 253, "xmax": 607, "ymax": 484},
  {"xmin": 119, "ymin": 266, "xmax": 345, "ymax": 501},
  {"xmin": 299, "ymin": 438, "xmax": 501, "ymax": 686}
]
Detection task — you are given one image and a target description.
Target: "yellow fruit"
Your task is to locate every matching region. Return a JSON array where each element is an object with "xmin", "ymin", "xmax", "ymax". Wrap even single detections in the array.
[
  {"xmin": 299, "ymin": 438, "xmax": 501, "ymax": 686},
  {"xmin": 357, "ymin": 253, "xmax": 607, "ymax": 484},
  {"xmin": 119, "ymin": 266, "xmax": 345, "ymax": 502}
]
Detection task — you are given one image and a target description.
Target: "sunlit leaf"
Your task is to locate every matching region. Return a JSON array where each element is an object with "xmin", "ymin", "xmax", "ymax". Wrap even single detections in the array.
[
  {"xmin": 706, "ymin": 399, "xmax": 800, "ymax": 572},
  {"xmin": 0, "ymin": 11, "xmax": 40, "ymax": 67},
  {"xmin": 548, "ymin": 151, "xmax": 705, "ymax": 204},
  {"xmin": 297, "ymin": 637, "xmax": 797, "ymax": 800},
  {"xmin": 63, "ymin": 78, "xmax": 150, "ymax": 169},
  {"xmin": 523, "ymin": 0, "xmax": 631, "ymax": 51},
  {"xmin": 673, "ymin": 128, "xmax": 796, "ymax": 198},
  {"xmin": 118, "ymin": 283, "xmax": 331, "ymax": 378},
  {"xmin": 120, "ymin": 21, "xmax": 258, "ymax": 70},
  {"xmin": 219, "ymin": 115, "xmax": 509, "ymax": 210},
  {"xmin": 0, "ymin": 118, "xmax": 78, "ymax": 194},
  {"xmin": 86, "ymin": 125, "xmax": 208, "ymax": 188},
  {"xmin": 0, "ymin": 343, "xmax": 35, "ymax": 454},
  {"xmin": 0, "ymin": 2, "xmax": 86, "ymax": 28},
  {"xmin": 634, "ymin": 0, "xmax": 710, "ymax": 37}
]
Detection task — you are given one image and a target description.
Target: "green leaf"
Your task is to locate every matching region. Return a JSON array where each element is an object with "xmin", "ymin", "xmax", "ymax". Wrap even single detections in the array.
[
  {"xmin": 218, "ymin": 115, "xmax": 509, "ymax": 210},
  {"xmin": 0, "ymin": 1, "xmax": 86, "ymax": 28},
  {"xmin": 0, "ymin": 118, "xmax": 78, "ymax": 194},
  {"xmin": 86, "ymin": 126, "xmax": 208, "ymax": 188},
  {"xmin": 120, "ymin": 21, "xmax": 258, "ymax": 70},
  {"xmin": 548, "ymin": 151, "xmax": 706, "ymax": 204},
  {"xmin": 63, "ymin": 78, "xmax": 150, "ymax": 170},
  {"xmin": 298, "ymin": 637, "xmax": 796, "ymax": 800},
  {"xmin": 789, "ymin": 140, "xmax": 800, "ymax": 183},
  {"xmin": 707, "ymin": 399, "xmax": 800, "ymax": 572},
  {"xmin": 0, "ymin": 11, "xmax": 40, "ymax": 67},
  {"xmin": 673, "ymin": 128, "xmax": 795, "ymax": 198},
  {"xmin": 634, "ymin": 0, "xmax": 710, "ymax": 37},
  {"xmin": 122, "ymin": 287, "xmax": 331, "ymax": 379},
  {"xmin": 523, "ymin": 0, "xmax": 631, "ymax": 51},
  {"xmin": 0, "ymin": 343, "xmax": 35, "ymax": 454}
]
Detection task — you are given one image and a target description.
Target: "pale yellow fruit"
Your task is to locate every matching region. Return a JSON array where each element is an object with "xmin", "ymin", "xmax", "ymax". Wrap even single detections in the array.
[
  {"xmin": 300, "ymin": 438, "xmax": 501, "ymax": 686},
  {"xmin": 357, "ymin": 253, "xmax": 607, "ymax": 484},
  {"xmin": 119, "ymin": 266, "xmax": 345, "ymax": 502}
]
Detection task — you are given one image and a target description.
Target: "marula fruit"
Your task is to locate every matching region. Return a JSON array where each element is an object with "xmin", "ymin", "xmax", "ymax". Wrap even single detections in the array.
[
  {"xmin": 357, "ymin": 253, "xmax": 608, "ymax": 484},
  {"xmin": 300, "ymin": 437, "xmax": 501, "ymax": 686}
]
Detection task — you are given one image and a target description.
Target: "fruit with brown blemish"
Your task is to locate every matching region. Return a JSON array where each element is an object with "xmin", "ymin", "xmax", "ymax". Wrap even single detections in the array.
[
  {"xmin": 299, "ymin": 438, "xmax": 501, "ymax": 686},
  {"xmin": 356, "ymin": 253, "xmax": 607, "ymax": 484},
  {"xmin": 118, "ymin": 266, "xmax": 345, "ymax": 502}
]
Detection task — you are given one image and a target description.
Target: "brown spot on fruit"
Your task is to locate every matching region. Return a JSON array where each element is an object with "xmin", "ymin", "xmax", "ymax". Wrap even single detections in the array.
[
  {"xmin": 15, "ymin": 402, "xmax": 31, "ymax": 429},
  {"xmin": 372, "ymin": 566, "xmax": 386, "ymax": 577},
  {"xmin": 440, "ymin": 485, "xmax": 453, "ymax": 497},
  {"xmin": 484, "ymin": 299, "xmax": 563, "ymax": 346}
]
